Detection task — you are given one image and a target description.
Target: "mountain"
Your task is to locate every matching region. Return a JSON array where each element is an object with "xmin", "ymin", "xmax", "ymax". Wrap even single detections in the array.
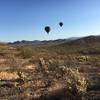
[
  {"xmin": 8, "ymin": 35, "xmax": 100, "ymax": 49},
  {"xmin": 55, "ymin": 35, "xmax": 100, "ymax": 55},
  {"xmin": 66, "ymin": 35, "xmax": 100, "ymax": 46},
  {"xmin": 55, "ymin": 35, "xmax": 100, "ymax": 46},
  {"xmin": 8, "ymin": 37, "xmax": 79, "ymax": 46}
]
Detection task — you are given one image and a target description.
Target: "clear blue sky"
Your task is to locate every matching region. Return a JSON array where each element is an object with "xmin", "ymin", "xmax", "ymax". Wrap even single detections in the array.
[{"xmin": 0, "ymin": 0, "xmax": 100, "ymax": 42}]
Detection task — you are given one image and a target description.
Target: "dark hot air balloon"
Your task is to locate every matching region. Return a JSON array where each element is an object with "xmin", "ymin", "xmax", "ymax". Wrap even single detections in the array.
[
  {"xmin": 59, "ymin": 22, "xmax": 63, "ymax": 27},
  {"xmin": 45, "ymin": 26, "xmax": 51, "ymax": 34}
]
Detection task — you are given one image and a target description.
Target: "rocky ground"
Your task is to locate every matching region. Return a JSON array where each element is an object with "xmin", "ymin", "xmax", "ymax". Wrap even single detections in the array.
[
  {"xmin": 0, "ymin": 55, "xmax": 99, "ymax": 100},
  {"xmin": 0, "ymin": 56, "xmax": 86, "ymax": 100},
  {"xmin": 0, "ymin": 38, "xmax": 100, "ymax": 100}
]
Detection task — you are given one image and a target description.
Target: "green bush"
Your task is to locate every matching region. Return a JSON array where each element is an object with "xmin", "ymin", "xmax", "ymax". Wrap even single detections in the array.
[{"xmin": 20, "ymin": 47, "xmax": 34, "ymax": 58}]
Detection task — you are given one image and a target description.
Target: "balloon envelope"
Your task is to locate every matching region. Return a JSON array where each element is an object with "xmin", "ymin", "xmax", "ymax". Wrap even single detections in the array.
[
  {"xmin": 59, "ymin": 22, "xmax": 63, "ymax": 27},
  {"xmin": 45, "ymin": 26, "xmax": 51, "ymax": 34}
]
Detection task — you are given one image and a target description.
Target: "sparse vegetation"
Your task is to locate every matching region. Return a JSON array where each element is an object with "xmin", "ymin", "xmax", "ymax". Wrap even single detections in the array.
[
  {"xmin": 0, "ymin": 36, "xmax": 99, "ymax": 99},
  {"xmin": 19, "ymin": 46, "xmax": 34, "ymax": 58}
]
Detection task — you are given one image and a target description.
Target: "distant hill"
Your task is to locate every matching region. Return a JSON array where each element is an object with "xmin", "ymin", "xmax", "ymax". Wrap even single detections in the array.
[
  {"xmin": 66, "ymin": 35, "xmax": 100, "ymax": 46},
  {"xmin": 8, "ymin": 37, "xmax": 79, "ymax": 46},
  {"xmin": 55, "ymin": 35, "xmax": 100, "ymax": 54},
  {"xmin": 7, "ymin": 35, "xmax": 100, "ymax": 47},
  {"xmin": 2, "ymin": 35, "xmax": 100, "ymax": 55}
]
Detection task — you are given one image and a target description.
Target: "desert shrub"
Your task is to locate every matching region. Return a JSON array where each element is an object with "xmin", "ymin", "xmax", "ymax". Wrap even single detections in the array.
[
  {"xmin": 50, "ymin": 66, "xmax": 88, "ymax": 99},
  {"xmin": 19, "ymin": 47, "xmax": 34, "ymax": 58},
  {"xmin": 66, "ymin": 68, "xmax": 87, "ymax": 99},
  {"xmin": 79, "ymin": 48, "xmax": 100, "ymax": 55},
  {"xmin": 39, "ymin": 58, "xmax": 87, "ymax": 99}
]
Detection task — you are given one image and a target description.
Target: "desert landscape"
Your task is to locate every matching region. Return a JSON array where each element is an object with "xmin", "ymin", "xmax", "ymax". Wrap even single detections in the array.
[
  {"xmin": 0, "ymin": 35, "xmax": 99, "ymax": 100},
  {"xmin": 0, "ymin": 0, "xmax": 100, "ymax": 99}
]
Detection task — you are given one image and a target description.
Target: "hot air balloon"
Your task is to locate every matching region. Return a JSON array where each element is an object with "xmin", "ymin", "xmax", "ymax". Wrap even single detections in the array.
[
  {"xmin": 45, "ymin": 26, "xmax": 51, "ymax": 34},
  {"xmin": 59, "ymin": 22, "xmax": 63, "ymax": 27}
]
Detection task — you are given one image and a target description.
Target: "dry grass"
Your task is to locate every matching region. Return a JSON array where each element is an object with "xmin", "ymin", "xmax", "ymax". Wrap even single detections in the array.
[{"xmin": 0, "ymin": 43, "xmax": 99, "ymax": 99}]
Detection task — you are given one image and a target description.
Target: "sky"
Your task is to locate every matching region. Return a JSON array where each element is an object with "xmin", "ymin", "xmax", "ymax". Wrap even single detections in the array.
[{"xmin": 0, "ymin": 0, "xmax": 100, "ymax": 42}]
